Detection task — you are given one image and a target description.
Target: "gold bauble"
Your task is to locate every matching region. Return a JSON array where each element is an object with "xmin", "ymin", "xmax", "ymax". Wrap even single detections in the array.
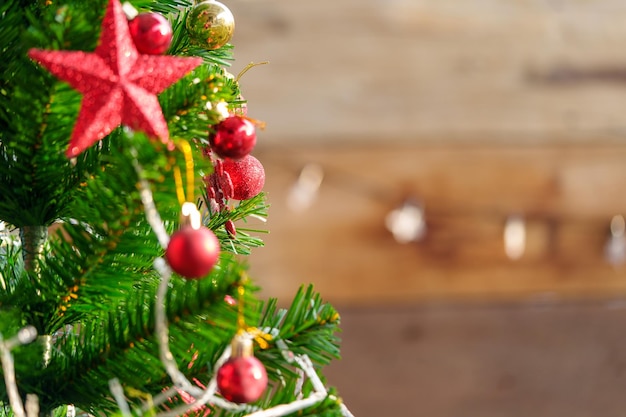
[{"xmin": 186, "ymin": 1, "xmax": 235, "ymax": 50}]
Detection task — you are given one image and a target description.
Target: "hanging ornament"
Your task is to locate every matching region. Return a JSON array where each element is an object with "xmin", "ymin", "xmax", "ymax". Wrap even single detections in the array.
[
  {"xmin": 166, "ymin": 224, "xmax": 220, "ymax": 279},
  {"xmin": 217, "ymin": 283, "xmax": 268, "ymax": 404},
  {"xmin": 209, "ymin": 116, "xmax": 256, "ymax": 160},
  {"xmin": 217, "ymin": 333, "xmax": 268, "ymax": 403},
  {"xmin": 28, "ymin": 0, "xmax": 201, "ymax": 158},
  {"xmin": 166, "ymin": 203, "xmax": 220, "ymax": 279},
  {"xmin": 128, "ymin": 12, "xmax": 173, "ymax": 55},
  {"xmin": 186, "ymin": 0, "xmax": 235, "ymax": 50},
  {"xmin": 222, "ymin": 155, "xmax": 265, "ymax": 200},
  {"xmin": 166, "ymin": 143, "xmax": 220, "ymax": 279}
]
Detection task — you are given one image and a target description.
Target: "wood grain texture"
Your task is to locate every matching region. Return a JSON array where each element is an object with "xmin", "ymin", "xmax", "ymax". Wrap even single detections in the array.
[
  {"xmin": 247, "ymin": 142, "xmax": 626, "ymax": 305},
  {"xmin": 326, "ymin": 300, "xmax": 626, "ymax": 417},
  {"xmin": 228, "ymin": 0, "xmax": 626, "ymax": 145}
]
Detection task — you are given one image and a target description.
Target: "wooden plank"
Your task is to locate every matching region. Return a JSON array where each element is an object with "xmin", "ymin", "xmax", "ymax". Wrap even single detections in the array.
[
  {"xmin": 246, "ymin": 143, "xmax": 626, "ymax": 304},
  {"xmin": 228, "ymin": 0, "xmax": 626, "ymax": 144},
  {"xmin": 326, "ymin": 301, "xmax": 626, "ymax": 417}
]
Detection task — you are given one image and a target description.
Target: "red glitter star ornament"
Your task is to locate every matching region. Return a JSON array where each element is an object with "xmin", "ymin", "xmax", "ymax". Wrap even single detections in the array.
[{"xmin": 28, "ymin": 0, "xmax": 202, "ymax": 158}]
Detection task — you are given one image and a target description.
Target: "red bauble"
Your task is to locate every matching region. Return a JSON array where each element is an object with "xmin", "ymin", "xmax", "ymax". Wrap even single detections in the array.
[
  {"xmin": 165, "ymin": 225, "xmax": 220, "ymax": 279},
  {"xmin": 128, "ymin": 12, "xmax": 173, "ymax": 55},
  {"xmin": 222, "ymin": 155, "xmax": 265, "ymax": 200},
  {"xmin": 209, "ymin": 116, "xmax": 256, "ymax": 160},
  {"xmin": 217, "ymin": 355, "xmax": 268, "ymax": 403}
]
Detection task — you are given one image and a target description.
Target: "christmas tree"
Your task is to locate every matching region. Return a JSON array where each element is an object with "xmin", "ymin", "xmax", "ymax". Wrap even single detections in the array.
[{"xmin": 0, "ymin": 1, "xmax": 351, "ymax": 416}]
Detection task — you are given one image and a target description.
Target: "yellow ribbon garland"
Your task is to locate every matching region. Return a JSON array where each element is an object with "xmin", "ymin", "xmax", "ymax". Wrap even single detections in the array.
[
  {"xmin": 236, "ymin": 275, "xmax": 272, "ymax": 349},
  {"xmin": 173, "ymin": 139, "xmax": 195, "ymax": 206}
]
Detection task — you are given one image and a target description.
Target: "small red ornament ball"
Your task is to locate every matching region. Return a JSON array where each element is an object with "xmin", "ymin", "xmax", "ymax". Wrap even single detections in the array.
[
  {"xmin": 128, "ymin": 12, "xmax": 173, "ymax": 55},
  {"xmin": 209, "ymin": 116, "xmax": 256, "ymax": 160},
  {"xmin": 165, "ymin": 225, "xmax": 220, "ymax": 279},
  {"xmin": 224, "ymin": 219, "xmax": 237, "ymax": 237},
  {"xmin": 222, "ymin": 155, "xmax": 265, "ymax": 200},
  {"xmin": 217, "ymin": 356, "xmax": 268, "ymax": 404}
]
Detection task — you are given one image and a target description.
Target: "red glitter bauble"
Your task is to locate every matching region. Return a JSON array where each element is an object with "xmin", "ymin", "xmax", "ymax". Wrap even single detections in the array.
[
  {"xmin": 217, "ymin": 356, "xmax": 268, "ymax": 404},
  {"xmin": 128, "ymin": 12, "xmax": 173, "ymax": 55},
  {"xmin": 222, "ymin": 155, "xmax": 265, "ymax": 200},
  {"xmin": 165, "ymin": 225, "xmax": 220, "ymax": 279},
  {"xmin": 209, "ymin": 116, "xmax": 256, "ymax": 160}
]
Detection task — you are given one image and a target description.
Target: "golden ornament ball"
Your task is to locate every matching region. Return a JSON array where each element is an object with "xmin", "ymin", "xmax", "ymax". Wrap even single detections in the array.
[{"xmin": 186, "ymin": 0, "xmax": 235, "ymax": 50}]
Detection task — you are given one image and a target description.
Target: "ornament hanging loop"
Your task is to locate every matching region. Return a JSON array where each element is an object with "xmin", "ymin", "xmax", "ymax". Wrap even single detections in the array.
[
  {"xmin": 173, "ymin": 140, "xmax": 196, "ymax": 205},
  {"xmin": 174, "ymin": 140, "xmax": 202, "ymax": 230},
  {"xmin": 230, "ymin": 332, "xmax": 254, "ymax": 358},
  {"xmin": 180, "ymin": 202, "xmax": 202, "ymax": 230},
  {"xmin": 173, "ymin": 140, "xmax": 201, "ymax": 229},
  {"xmin": 235, "ymin": 278, "xmax": 272, "ymax": 350},
  {"xmin": 235, "ymin": 61, "xmax": 269, "ymax": 83}
]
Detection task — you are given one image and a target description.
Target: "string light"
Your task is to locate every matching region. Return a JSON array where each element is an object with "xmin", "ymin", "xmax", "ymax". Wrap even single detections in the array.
[
  {"xmin": 385, "ymin": 198, "xmax": 427, "ymax": 244},
  {"xmin": 279, "ymin": 154, "xmax": 623, "ymax": 265},
  {"xmin": 504, "ymin": 214, "xmax": 526, "ymax": 260},
  {"xmin": 605, "ymin": 215, "xmax": 626, "ymax": 266},
  {"xmin": 287, "ymin": 163, "xmax": 324, "ymax": 212}
]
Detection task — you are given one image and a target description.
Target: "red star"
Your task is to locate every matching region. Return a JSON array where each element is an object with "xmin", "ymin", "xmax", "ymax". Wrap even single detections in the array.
[{"xmin": 28, "ymin": 0, "xmax": 202, "ymax": 158}]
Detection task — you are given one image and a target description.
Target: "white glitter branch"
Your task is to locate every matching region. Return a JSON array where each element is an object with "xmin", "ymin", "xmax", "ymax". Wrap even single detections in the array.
[
  {"xmin": 109, "ymin": 378, "xmax": 131, "ymax": 417},
  {"xmin": 150, "ymin": 257, "xmax": 256, "ymax": 417},
  {"xmin": 0, "ymin": 326, "xmax": 38, "ymax": 417},
  {"xmin": 131, "ymin": 152, "xmax": 170, "ymax": 250}
]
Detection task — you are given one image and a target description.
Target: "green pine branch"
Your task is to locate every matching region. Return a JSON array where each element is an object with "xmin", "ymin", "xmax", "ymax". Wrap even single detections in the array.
[
  {"xmin": 130, "ymin": 0, "xmax": 194, "ymax": 16},
  {"xmin": 37, "ymin": 255, "xmax": 252, "ymax": 414},
  {"xmin": 203, "ymin": 285, "xmax": 344, "ymax": 417},
  {"xmin": 0, "ymin": 128, "xmax": 271, "ymax": 414},
  {"xmin": 2, "ymin": 279, "xmax": 343, "ymax": 416},
  {"xmin": 0, "ymin": 1, "xmax": 346, "ymax": 416}
]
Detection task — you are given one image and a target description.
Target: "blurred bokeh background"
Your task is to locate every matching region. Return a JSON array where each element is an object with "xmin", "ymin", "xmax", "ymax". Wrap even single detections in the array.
[{"xmin": 226, "ymin": 1, "xmax": 626, "ymax": 416}]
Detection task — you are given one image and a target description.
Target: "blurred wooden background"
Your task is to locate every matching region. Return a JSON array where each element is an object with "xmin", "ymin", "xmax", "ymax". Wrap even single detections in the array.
[
  {"xmin": 225, "ymin": 1, "xmax": 626, "ymax": 416},
  {"xmin": 229, "ymin": 0, "xmax": 626, "ymax": 145},
  {"xmin": 249, "ymin": 143, "xmax": 626, "ymax": 305}
]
